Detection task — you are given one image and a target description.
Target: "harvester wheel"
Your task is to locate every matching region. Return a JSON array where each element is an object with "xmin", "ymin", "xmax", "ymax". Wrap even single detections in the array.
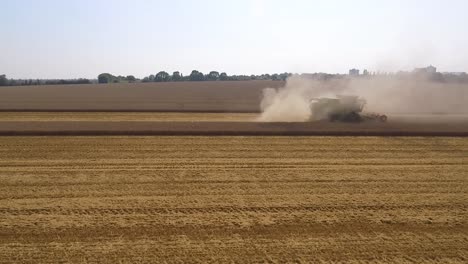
[{"xmin": 380, "ymin": 115, "xmax": 388, "ymax": 123}]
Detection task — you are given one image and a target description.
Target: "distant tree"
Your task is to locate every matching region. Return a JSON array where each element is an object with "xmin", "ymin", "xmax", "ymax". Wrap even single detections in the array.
[
  {"xmin": 271, "ymin": 74, "xmax": 279, "ymax": 81},
  {"xmin": 98, "ymin": 73, "xmax": 116, "ymax": 84},
  {"xmin": 181, "ymin": 74, "xmax": 190, "ymax": 81},
  {"xmin": 0, "ymin": 75, "xmax": 8, "ymax": 86},
  {"xmin": 189, "ymin": 70, "xmax": 200, "ymax": 81},
  {"xmin": 207, "ymin": 71, "xmax": 220, "ymax": 81},
  {"xmin": 44, "ymin": 79, "xmax": 91, "ymax": 85},
  {"xmin": 279, "ymin": 72, "xmax": 292, "ymax": 81},
  {"xmin": 148, "ymin": 74, "xmax": 155, "ymax": 82},
  {"xmin": 189, "ymin": 70, "xmax": 205, "ymax": 81},
  {"xmin": 77, "ymin": 78, "xmax": 91, "ymax": 84},
  {"xmin": 155, "ymin": 71, "xmax": 170, "ymax": 82},
  {"xmin": 220, "ymin": 72, "xmax": 228, "ymax": 81},
  {"xmin": 198, "ymin": 72, "xmax": 205, "ymax": 81},
  {"xmin": 126, "ymin": 75, "xmax": 136, "ymax": 82},
  {"xmin": 172, "ymin": 71, "xmax": 182, "ymax": 81}
]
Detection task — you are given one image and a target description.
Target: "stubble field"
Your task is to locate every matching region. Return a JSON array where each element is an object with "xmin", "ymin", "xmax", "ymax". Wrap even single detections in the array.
[
  {"xmin": 0, "ymin": 136, "xmax": 467, "ymax": 263},
  {"xmin": 1, "ymin": 112, "xmax": 468, "ymax": 137},
  {"xmin": 0, "ymin": 112, "xmax": 258, "ymax": 122}
]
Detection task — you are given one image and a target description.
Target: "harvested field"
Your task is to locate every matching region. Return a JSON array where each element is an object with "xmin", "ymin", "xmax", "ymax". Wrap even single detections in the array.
[
  {"xmin": 1, "ymin": 112, "xmax": 468, "ymax": 124},
  {"xmin": 1, "ymin": 120, "xmax": 468, "ymax": 136},
  {"xmin": 0, "ymin": 136, "xmax": 467, "ymax": 263},
  {"xmin": 0, "ymin": 81, "xmax": 284, "ymax": 112},
  {"xmin": 1, "ymin": 81, "xmax": 467, "ymax": 116},
  {"xmin": 0, "ymin": 112, "xmax": 258, "ymax": 122}
]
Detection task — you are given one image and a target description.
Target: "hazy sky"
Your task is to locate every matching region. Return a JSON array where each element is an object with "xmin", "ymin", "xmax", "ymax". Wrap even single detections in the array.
[{"xmin": 1, "ymin": 0, "xmax": 468, "ymax": 79}]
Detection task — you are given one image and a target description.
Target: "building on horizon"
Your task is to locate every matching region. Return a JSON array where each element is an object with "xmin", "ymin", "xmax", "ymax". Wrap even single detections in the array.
[
  {"xmin": 442, "ymin": 72, "xmax": 467, "ymax": 76},
  {"xmin": 349, "ymin": 69, "xmax": 360, "ymax": 76},
  {"xmin": 413, "ymin": 65, "xmax": 437, "ymax": 74}
]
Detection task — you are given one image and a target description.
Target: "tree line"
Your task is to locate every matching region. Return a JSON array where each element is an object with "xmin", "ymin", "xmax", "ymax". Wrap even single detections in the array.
[
  {"xmin": 97, "ymin": 71, "xmax": 292, "ymax": 84},
  {"xmin": 0, "ymin": 75, "xmax": 91, "ymax": 86},
  {"xmin": 3, "ymin": 70, "xmax": 467, "ymax": 87},
  {"xmin": 0, "ymin": 71, "xmax": 291, "ymax": 86}
]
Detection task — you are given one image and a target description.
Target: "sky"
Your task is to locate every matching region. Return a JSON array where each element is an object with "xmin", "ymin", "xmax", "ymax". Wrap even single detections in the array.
[{"xmin": 1, "ymin": 0, "xmax": 468, "ymax": 79}]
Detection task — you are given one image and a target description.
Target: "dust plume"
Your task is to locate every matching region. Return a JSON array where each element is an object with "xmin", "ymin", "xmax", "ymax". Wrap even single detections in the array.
[{"xmin": 258, "ymin": 75, "xmax": 468, "ymax": 122}]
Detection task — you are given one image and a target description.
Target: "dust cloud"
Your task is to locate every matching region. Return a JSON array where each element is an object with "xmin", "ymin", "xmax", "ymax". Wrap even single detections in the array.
[{"xmin": 258, "ymin": 75, "xmax": 468, "ymax": 122}]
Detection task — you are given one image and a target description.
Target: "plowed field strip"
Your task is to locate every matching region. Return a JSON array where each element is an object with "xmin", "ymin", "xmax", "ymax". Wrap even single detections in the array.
[{"xmin": 2, "ymin": 121, "xmax": 468, "ymax": 136}]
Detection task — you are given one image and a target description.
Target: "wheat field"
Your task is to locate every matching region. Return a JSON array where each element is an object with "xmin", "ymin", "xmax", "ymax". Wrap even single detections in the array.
[{"xmin": 0, "ymin": 136, "xmax": 467, "ymax": 263}]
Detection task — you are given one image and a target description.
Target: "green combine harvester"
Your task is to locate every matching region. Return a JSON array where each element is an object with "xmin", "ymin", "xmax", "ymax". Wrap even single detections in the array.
[{"xmin": 309, "ymin": 95, "xmax": 387, "ymax": 123}]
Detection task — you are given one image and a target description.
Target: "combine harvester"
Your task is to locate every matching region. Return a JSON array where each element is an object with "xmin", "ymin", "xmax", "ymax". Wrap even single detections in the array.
[{"xmin": 309, "ymin": 95, "xmax": 387, "ymax": 123}]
